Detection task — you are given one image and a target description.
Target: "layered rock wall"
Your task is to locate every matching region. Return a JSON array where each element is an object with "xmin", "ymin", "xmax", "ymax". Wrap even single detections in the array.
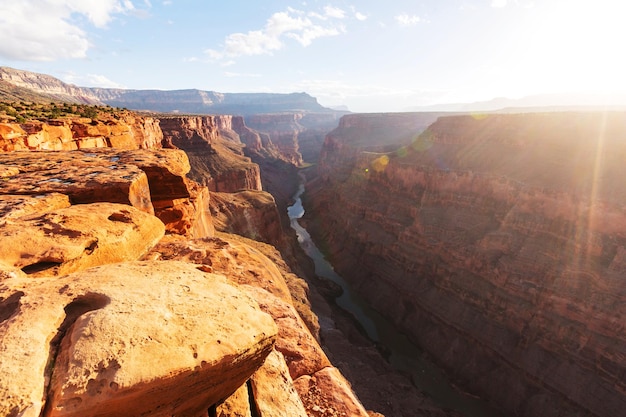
[
  {"xmin": 0, "ymin": 114, "xmax": 162, "ymax": 151},
  {"xmin": 160, "ymin": 115, "xmax": 262, "ymax": 192},
  {"xmin": 306, "ymin": 111, "xmax": 626, "ymax": 417}
]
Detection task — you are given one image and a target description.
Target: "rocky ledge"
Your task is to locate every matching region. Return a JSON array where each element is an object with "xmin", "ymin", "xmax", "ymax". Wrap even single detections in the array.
[{"xmin": 1, "ymin": 146, "xmax": 370, "ymax": 417}]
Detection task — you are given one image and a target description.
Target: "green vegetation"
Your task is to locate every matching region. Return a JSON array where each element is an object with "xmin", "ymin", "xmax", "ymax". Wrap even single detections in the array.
[{"xmin": 0, "ymin": 101, "xmax": 127, "ymax": 123}]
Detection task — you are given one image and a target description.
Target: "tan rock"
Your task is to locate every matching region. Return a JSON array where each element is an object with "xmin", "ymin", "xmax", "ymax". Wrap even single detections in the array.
[
  {"xmin": 0, "ymin": 150, "xmax": 154, "ymax": 214},
  {"xmin": 242, "ymin": 286, "xmax": 331, "ymax": 380},
  {"xmin": 145, "ymin": 235, "xmax": 293, "ymax": 304},
  {"xmin": 249, "ymin": 349, "xmax": 308, "ymax": 417},
  {"xmin": 216, "ymin": 383, "xmax": 252, "ymax": 417},
  {"xmin": 152, "ymin": 180, "xmax": 214, "ymax": 238},
  {"xmin": 210, "ymin": 190, "xmax": 283, "ymax": 246},
  {"xmin": 294, "ymin": 367, "xmax": 370, "ymax": 417},
  {"xmin": 0, "ymin": 193, "xmax": 71, "ymax": 223},
  {"xmin": 0, "ymin": 148, "xmax": 212, "ymax": 236},
  {"xmin": 0, "ymin": 202, "xmax": 164, "ymax": 277},
  {"xmin": 216, "ymin": 232, "xmax": 321, "ymax": 340},
  {"xmin": 0, "ymin": 260, "xmax": 277, "ymax": 417}
]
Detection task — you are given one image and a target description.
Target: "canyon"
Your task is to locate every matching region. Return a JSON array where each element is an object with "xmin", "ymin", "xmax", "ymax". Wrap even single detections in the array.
[
  {"xmin": 304, "ymin": 111, "xmax": 626, "ymax": 417},
  {"xmin": 3, "ymin": 69, "xmax": 626, "ymax": 417}
]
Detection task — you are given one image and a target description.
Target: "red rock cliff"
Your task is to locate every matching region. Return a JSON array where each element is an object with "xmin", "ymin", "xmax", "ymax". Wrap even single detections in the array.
[
  {"xmin": 159, "ymin": 115, "xmax": 262, "ymax": 192},
  {"xmin": 306, "ymin": 111, "xmax": 626, "ymax": 417},
  {"xmin": 0, "ymin": 113, "xmax": 162, "ymax": 151}
]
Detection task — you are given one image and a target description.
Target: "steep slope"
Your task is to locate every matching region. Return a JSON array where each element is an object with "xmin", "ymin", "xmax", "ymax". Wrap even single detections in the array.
[
  {"xmin": 0, "ymin": 79, "xmax": 59, "ymax": 103},
  {"xmin": 305, "ymin": 111, "xmax": 626, "ymax": 417}
]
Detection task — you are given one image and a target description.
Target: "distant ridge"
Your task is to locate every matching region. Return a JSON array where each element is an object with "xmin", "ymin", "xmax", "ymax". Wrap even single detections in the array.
[
  {"xmin": 406, "ymin": 93, "xmax": 626, "ymax": 113},
  {"xmin": 0, "ymin": 67, "xmax": 334, "ymax": 115},
  {"xmin": 0, "ymin": 78, "xmax": 59, "ymax": 103}
]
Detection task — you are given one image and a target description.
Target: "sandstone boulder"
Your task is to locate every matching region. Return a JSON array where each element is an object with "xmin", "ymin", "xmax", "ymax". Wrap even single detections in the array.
[
  {"xmin": 0, "ymin": 202, "xmax": 164, "ymax": 277},
  {"xmin": 0, "ymin": 260, "xmax": 277, "ymax": 417},
  {"xmin": 294, "ymin": 367, "xmax": 370, "ymax": 417},
  {"xmin": 0, "ymin": 151, "xmax": 154, "ymax": 213},
  {"xmin": 216, "ymin": 383, "xmax": 252, "ymax": 417},
  {"xmin": 0, "ymin": 148, "xmax": 212, "ymax": 238},
  {"xmin": 249, "ymin": 349, "xmax": 308, "ymax": 417},
  {"xmin": 242, "ymin": 286, "xmax": 331, "ymax": 380}
]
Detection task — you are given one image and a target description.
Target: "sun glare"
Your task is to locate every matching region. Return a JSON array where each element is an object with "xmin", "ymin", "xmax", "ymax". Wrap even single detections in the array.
[{"xmin": 510, "ymin": 0, "xmax": 626, "ymax": 97}]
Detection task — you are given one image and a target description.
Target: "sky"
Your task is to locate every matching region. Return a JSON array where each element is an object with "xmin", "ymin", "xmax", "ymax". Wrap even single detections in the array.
[{"xmin": 1, "ymin": 0, "xmax": 625, "ymax": 112}]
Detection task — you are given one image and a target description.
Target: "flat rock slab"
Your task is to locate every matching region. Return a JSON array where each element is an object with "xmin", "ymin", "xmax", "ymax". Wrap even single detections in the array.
[
  {"xmin": 0, "ymin": 148, "xmax": 193, "ymax": 215},
  {"xmin": 0, "ymin": 150, "xmax": 154, "ymax": 213},
  {"xmin": 0, "ymin": 202, "xmax": 165, "ymax": 277},
  {"xmin": 146, "ymin": 235, "xmax": 293, "ymax": 303},
  {"xmin": 0, "ymin": 193, "xmax": 71, "ymax": 223},
  {"xmin": 0, "ymin": 260, "xmax": 277, "ymax": 417}
]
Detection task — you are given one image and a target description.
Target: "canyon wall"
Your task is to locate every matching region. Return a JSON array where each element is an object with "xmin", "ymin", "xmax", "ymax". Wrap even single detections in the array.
[
  {"xmin": 305, "ymin": 111, "xmax": 626, "ymax": 417},
  {"xmin": 0, "ymin": 113, "xmax": 162, "ymax": 151},
  {"xmin": 0, "ymin": 112, "xmax": 374, "ymax": 417},
  {"xmin": 159, "ymin": 115, "xmax": 262, "ymax": 192},
  {"xmin": 245, "ymin": 112, "xmax": 344, "ymax": 165}
]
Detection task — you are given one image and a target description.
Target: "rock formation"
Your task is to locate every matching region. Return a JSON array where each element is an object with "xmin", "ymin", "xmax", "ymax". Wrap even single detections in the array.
[
  {"xmin": 160, "ymin": 115, "xmax": 262, "ymax": 192},
  {"xmin": 0, "ymin": 113, "xmax": 162, "ymax": 151},
  {"xmin": 0, "ymin": 112, "xmax": 374, "ymax": 416},
  {"xmin": 305, "ymin": 111, "xmax": 626, "ymax": 417}
]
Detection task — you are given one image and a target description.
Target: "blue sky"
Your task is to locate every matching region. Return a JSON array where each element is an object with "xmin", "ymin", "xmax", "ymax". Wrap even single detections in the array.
[{"xmin": 0, "ymin": 0, "xmax": 625, "ymax": 112}]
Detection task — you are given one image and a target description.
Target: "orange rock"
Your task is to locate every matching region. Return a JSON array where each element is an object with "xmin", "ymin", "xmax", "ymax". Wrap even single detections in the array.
[
  {"xmin": 0, "ymin": 202, "xmax": 164, "ymax": 277},
  {"xmin": 0, "ymin": 148, "xmax": 212, "ymax": 236},
  {"xmin": 0, "ymin": 260, "xmax": 277, "ymax": 417},
  {"xmin": 249, "ymin": 349, "xmax": 308, "ymax": 417},
  {"xmin": 0, "ymin": 193, "xmax": 71, "ymax": 223},
  {"xmin": 293, "ymin": 367, "xmax": 370, "ymax": 417},
  {"xmin": 0, "ymin": 150, "xmax": 155, "ymax": 214},
  {"xmin": 146, "ymin": 235, "xmax": 292, "ymax": 303},
  {"xmin": 242, "ymin": 286, "xmax": 331, "ymax": 380},
  {"xmin": 216, "ymin": 383, "xmax": 252, "ymax": 417}
]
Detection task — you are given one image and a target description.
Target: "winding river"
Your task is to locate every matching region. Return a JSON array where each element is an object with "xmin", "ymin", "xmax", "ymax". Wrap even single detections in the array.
[{"xmin": 288, "ymin": 182, "xmax": 502, "ymax": 417}]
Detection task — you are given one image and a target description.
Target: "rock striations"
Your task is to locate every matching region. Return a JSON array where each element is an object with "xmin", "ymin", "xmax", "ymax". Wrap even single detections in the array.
[
  {"xmin": 305, "ymin": 111, "xmax": 626, "ymax": 417},
  {"xmin": 0, "ymin": 66, "xmax": 331, "ymax": 114},
  {"xmin": 0, "ymin": 113, "xmax": 370, "ymax": 417}
]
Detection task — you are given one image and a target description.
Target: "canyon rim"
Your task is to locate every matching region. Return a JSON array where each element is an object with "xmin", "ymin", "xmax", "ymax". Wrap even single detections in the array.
[{"xmin": 1, "ymin": 67, "xmax": 626, "ymax": 417}]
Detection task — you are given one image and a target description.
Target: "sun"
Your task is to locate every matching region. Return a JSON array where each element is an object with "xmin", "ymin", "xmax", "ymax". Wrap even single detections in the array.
[{"xmin": 508, "ymin": 0, "xmax": 626, "ymax": 97}]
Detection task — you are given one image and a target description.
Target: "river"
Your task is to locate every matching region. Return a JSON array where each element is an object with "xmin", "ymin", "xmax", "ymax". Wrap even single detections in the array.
[{"xmin": 288, "ymin": 182, "xmax": 503, "ymax": 417}]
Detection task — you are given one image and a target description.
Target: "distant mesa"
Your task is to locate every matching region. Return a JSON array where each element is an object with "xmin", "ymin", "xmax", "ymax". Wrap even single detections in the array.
[{"xmin": 0, "ymin": 66, "xmax": 337, "ymax": 115}]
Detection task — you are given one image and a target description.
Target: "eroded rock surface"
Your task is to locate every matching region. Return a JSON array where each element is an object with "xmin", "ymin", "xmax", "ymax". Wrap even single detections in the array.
[
  {"xmin": 0, "ymin": 202, "xmax": 164, "ymax": 277},
  {"xmin": 0, "ymin": 261, "xmax": 277, "ymax": 417},
  {"xmin": 0, "ymin": 113, "xmax": 162, "ymax": 151},
  {"xmin": 306, "ymin": 111, "xmax": 626, "ymax": 417},
  {"xmin": 0, "ymin": 148, "xmax": 212, "ymax": 238}
]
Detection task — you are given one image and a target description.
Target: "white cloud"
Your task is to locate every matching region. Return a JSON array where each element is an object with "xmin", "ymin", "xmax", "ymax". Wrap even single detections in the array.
[
  {"xmin": 63, "ymin": 72, "xmax": 126, "ymax": 88},
  {"xmin": 224, "ymin": 72, "xmax": 261, "ymax": 78},
  {"xmin": 324, "ymin": 6, "xmax": 346, "ymax": 19},
  {"xmin": 355, "ymin": 12, "xmax": 368, "ymax": 21},
  {"xmin": 395, "ymin": 13, "xmax": 422, "ymax": 27},
  {"xmin": 491, "ymin": 0, "xmax": 508, "ymax": 7},
  {"xmin": 205, "ymin": 7, "xmax": 347, "ymax": 62},
  {"xmin": 0, "ymin": 0, "xmax": 139, "ymax": 61}
]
